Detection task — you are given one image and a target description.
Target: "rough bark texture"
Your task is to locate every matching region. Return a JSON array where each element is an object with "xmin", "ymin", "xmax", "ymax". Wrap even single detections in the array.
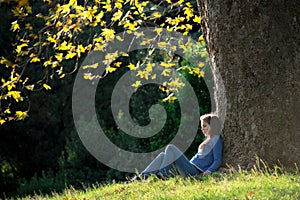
[{"xmin": 198, "ymin": 0, "xmax": 300, "ymax": 169}]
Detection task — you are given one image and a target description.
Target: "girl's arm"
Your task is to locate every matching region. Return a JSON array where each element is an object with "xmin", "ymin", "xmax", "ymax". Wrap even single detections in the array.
[{"xmin": 205, "ymin": 137, "xmax": 223, "ymax": 173}]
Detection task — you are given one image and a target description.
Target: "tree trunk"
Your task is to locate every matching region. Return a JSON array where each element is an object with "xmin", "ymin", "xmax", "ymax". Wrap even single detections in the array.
[{"xmin": 198, "ymin": 0, "xmax": 300, "ymax": 170}]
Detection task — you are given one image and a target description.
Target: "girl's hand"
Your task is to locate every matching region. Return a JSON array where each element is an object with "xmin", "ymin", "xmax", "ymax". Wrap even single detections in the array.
[{"xmin": 202, "ymin": 171, "xmax": 211, "ymax": 176}]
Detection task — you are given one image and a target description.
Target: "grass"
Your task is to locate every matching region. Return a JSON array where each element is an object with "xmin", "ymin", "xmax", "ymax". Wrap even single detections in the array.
[{"xmin": 18, "ymin": 166, "xmax": 300, "ymax": 200}]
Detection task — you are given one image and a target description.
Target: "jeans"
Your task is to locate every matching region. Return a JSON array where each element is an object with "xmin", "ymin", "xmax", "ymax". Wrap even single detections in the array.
[{"xmin": 140, "ymin": 144, "xmax": 200, "ymax": 178}]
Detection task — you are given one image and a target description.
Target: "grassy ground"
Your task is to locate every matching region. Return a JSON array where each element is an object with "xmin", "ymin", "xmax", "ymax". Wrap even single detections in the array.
[{"xmin": 19, "ymin": 167, "xmax": 300, "ymax": 200}]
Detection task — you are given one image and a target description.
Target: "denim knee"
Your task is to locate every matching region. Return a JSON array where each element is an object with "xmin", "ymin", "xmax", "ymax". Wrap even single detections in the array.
[{"xmin": 165, "ymin": 144, "xmax": 177, "ymax": 151}]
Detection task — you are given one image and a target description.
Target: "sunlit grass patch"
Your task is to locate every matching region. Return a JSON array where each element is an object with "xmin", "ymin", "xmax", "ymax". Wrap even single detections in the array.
[{"xmin": 20, "ymin": 165, "xmax": 300, "ymax": 200}]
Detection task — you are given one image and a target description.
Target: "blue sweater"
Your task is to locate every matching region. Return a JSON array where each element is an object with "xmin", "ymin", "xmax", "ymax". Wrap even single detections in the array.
[{"xmin": 189, "ymin": 136, "xmax": 223, "ymax": 173}]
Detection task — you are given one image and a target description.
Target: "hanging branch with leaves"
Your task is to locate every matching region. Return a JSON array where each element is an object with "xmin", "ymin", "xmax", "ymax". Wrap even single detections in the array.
[{"xmin": 0, "ymin": 0, "xmax": 208, "ymax": 124}]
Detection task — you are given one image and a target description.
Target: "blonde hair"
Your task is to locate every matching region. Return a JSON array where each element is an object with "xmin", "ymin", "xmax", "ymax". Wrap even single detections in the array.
[{"xmin": 199, "ymin": 113, "xmax": 222, "ymax": 150}]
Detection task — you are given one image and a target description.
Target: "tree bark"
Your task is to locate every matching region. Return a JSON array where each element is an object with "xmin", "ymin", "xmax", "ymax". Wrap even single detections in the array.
[{"xmin": 198, "ymin": 0, "xmax": 300, "ymax": 169}]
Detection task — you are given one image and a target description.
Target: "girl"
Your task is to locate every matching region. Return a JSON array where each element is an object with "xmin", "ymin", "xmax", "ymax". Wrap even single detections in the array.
[{"xmin": 130, "ymin": 113, "xmax": 223, "ymax": 181}]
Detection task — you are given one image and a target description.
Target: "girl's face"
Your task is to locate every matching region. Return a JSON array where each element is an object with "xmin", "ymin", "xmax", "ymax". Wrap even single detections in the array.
[{"xmin": 201, "ymin": 121, "xmax": 211, "ymax": 136}]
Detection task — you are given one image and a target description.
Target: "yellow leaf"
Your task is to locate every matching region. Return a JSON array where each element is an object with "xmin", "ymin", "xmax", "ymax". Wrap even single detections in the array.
[
  {"xmin": 0, "ymin": 119, "xmax": 6, "ymax": 125},
  {"xmin": 160, "ymin": 62, "xmax": 175, "ymax": 68},
  {"xmin": 55, "ymin": 53, "xmax": 64, "ymax": 62},
  {"xmin": 43, "ymin": 59, "xmax": 52, "ymax": 67},
  {"xmin": 94, "ymin": 43, "xmax": 107, "ymax": 51},
  {"xmin": 30, "ymin": 57, "xmax": 40, "ymax": 63},
  {"xmin": 25, "ymin": 85, "xmax": 34, "ymax": 91},
  {"xmin": 136, "ymin": 70, "xmax": 149, "ymax": 80},
  {"xmin": 0, "ymin": 57, "xmax": 12, "ymax": 66},
  {"xmin": 158, "ymin": 42, "xmax": 167, "ymax": 48},
  {"xmin": 7, "ymin": 83, "xmax": 16, "ymax": 91},
  {"xmin": 95, "ymin": 11, "xmax": 104, "ymax": 22},
  {"xmin": 112, "ymin": 10, "xmax": 123, "ymax": 21},
  {"xmin": 199, "ymin": 62, "xmax": 205, "ymax": 67},
  {"xmin": 77, "ymin": 44, "xmax": 85, "ymax": 54},
  {"xmin": 82, "ymin": 63, "xmax": 99, "ymax": 69},
  {"xmin": 151, "ymin": 12, "xmax": 162, "ymax": 19},
  {"xmin": 63, "ymin": 26, "xmax": 69, "ymax": 33},
  {"xmin": 124, "ymin": 22, "xmax": 137, "ymax": 31},
  {"xmin": 194, "ymin": 15, "xmax": 201, "ymax": 24},
  {"xmin": 56, "ymin": 68, "xmax": 63, "ymax": 75},
  {"xmin": 116, "ymin": 36, "xmax": 124, "ymax": 41},
  {"xmin": 43, "ymin": 83, "xmax": 52, "ymax": 90},
  {"xmin": 94, "ymin": 37, "xmax": 103, "ymax": 43},
  {"xmin": 169, "ymin": 96, "xmax": 177, "ymax": 102},
  {"xmin": 132, "ymin": 81, "xmax": 142, "ymax": 88},
  {"xmin": 83, "ymin": 73, "xmax": 94, "ymax": 80},
  {"xmin": 59, "ymin": 4, "xmax": 71, "ymax": 14},
  {"xmin": 56, "ymin": 21, "xmax": 63, "ymax": 28},
  {"xmin": 154, "ymin": 27, "xmax": 163, "ymax": 35},
  {"xmin": 126, "ymin": 0, "xmax": 134, "ymax": 5},
  {"xmin": 7, "ymin": 91, "xmax": 23, "ymax": 102},
  {"xmin": 16, "ymin": 43, "xmax": 28, "ymax": 54},
  {"xmin": 185, "ymin": 24, "xmax": 193, "ymax": 31},
  {"xmin": 161, "ymin": 69, "xmax": 171, "ymax": 76},
  {"xmin": 11, "ymin": 21, "xmax": 20, "ymax": 32},
  {"xmin": 85, "ymin": 44, "xmax": 93, "ymax": 51},
  {"xmin": 140, "ymin": 40, "xmax": 151, "ymax": 46},
  {"xmin": 106, "ymin": 67, "xmax": 117, "ymax": 73},
  {"xmin": 103, "ymin": 51, "xmax": 119, "ymax": 66},
  {"xmin": 15, "ymin": 111, "xmax": 29, "ymax": 121},
  {"xmin": 57, "ymin": 41, "xmax": 72, "ymax": 51},
  {"xmin": 4, "ymin": 108, "xmax": 11, "ymax": 114},
  {"xmin": 65, "ymin": 51, "xmax": 77, "ymax": 59},
  {"xmin": 198, "ymin": 71, "xmax": 205, "ymax": 78},
  {"xmin": 47, "ymin": 36, "xmax": 56, "ymax": 43},
  {"xmin": 101, "ymin": 28, "xmax": 115, "ymax": 41},
  {"xmin": 69, "ymin": 0, "xmax": 77, "ymax": 6},
  {"xmin": 12, "ymin": 7, "xmax": 23, "ymax": 17},
  {"xmin": 104, "ymin": 4, "xmax": 112, "ymax": 11},
  {"xmin": 174, "ymin": 0, "xmax": 185, "ymax": 6},
  {"xmin": 127, "ymin": 63, "xmax": 136, "ymax": 70},
  {"xmin": 146, "ymin": 62, "xmax": 154, "ymax": 72},
  {"xmin": 115, "ymin": 62, "xmax": 122, "ymax": 67},
  {"xmin": 198, "ymin": 35, "xmax": 204, "ymax": 42},
  {"xmin": 115, "ymin": 2, "xmax": 122, "ymax": 9},
  {"xmin": 163, "ymin": 93, "xmax": 177, "ymax": 103},
  {"xmin": 183, "ymin": 7, "xmax": 194, "ymax": 20},
  {"xmin": 51, "ymin": 61, "xmax": 59, "ymax": 68},
  {"xmin": 168, "ymin": 78, "xmax": 185, "ymax": 88}
]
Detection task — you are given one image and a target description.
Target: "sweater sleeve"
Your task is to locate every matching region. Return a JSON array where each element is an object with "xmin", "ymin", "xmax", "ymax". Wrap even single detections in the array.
[{"xmin": 206, "ymin": 137, "xmax": 223, "ymax": 173}]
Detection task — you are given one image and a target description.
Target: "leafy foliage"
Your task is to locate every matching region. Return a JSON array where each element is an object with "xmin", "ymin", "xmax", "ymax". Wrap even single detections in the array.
[{"xmin": 0, "ymin": 0, "xmax": 205, "ymax": 124}]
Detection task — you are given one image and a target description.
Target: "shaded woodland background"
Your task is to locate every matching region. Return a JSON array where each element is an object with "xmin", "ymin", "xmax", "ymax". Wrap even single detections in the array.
[{"xmin": 0, "ymin": 1, "xmax": 211, "ymax": 197}]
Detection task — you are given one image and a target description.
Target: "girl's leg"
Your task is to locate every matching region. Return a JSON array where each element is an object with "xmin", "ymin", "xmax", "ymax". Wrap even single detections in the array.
[
  {"xmin": 140, "ymin": 152, "xmax": 165, "ymax": 178},
  {"xmin": 141, "ymin": 144, "xmax": 199, "ymax": 178},
  {"xmin": 174, "ymin": 155, "xmax": 200, "ymax": 177},
  {"xmin": 158, "ymin": 144, "xmax": 190, "ymax": 176},
  {"xmin": 141, "ymin": 144, "xmax": 182, "ymax": 177}
]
